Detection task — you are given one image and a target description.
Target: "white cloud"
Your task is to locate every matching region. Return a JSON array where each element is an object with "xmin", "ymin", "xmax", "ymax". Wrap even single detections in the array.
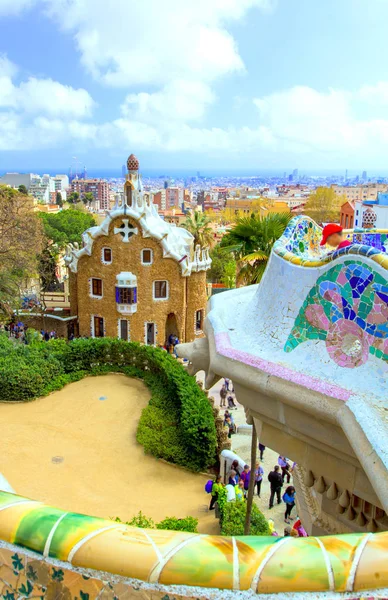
[
  {"xmin": 121, "ymin": 80, "xmax": 215, "ymax": 124},
  {"xmin": 43, "ymin": 0, "xmax": 270, "ymax": 87},
  {"xmin": 0, "ymin": 55, "xmax": 94, "ymax": 118}
]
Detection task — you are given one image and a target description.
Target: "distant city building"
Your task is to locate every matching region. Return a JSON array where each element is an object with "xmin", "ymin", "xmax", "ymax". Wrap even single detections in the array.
[
  {"xmin": 354, "ymin": 193, "xmax": 388, "ymax": 229},
  {"xmin": 332, "ymin": 183, "xmax": 388, "ymax": 203},
  {"xmin": 0, "ymin": 172, "xmax": 36, "ymax": 189},
  {"xmin": 53, "ymin": 175, "xmax": 69, "ymax": 191},
  {"xmin": 293, "ymin": 168, "xmax": 299, "ymax": 180},
  {"xmin": 340, "ymin": 201, "xmax": 355, "ymax": 229},
  {"xmin": 362, "ymin": 171, "xmax": 368, "ymax": 180},
  {"xmin": 71, "ymin": 178, "xmax": 110, "ymax": 211}
]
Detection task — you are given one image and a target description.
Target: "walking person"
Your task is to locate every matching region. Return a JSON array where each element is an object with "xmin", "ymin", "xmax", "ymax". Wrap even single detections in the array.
[
  {"xmin": 259, "ymin": 443, "xmax": 266, "ymax": 461},
  {"xmin": 240, "ymin": 464, "xmax": 251, "ymax": 498},
  {"xmin": 220, "ymin": 384, "xmax": 228, "ymax": 407},
  {"xmin": 283, "ymin": 486, "xmax": 296, "ymax": 524},
  {"xmin": 278, "ymin": 456, "xmax": 291, "ymax": 483},
  {"xmin": 209, "ymin": 476, "xmax": 223, "ymax": 511},
  {"xmin": 268, "ymin": 465, "xmax": 283, "ymax": 509},
  {"xmin": 254, "ymin": 461, "xmax": 264, "ymax": 497}
]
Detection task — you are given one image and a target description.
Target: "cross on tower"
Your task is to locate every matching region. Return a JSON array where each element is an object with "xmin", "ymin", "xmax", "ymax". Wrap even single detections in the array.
[{"xmin": 114, "ymin": 219, "xmax": 138, "ymax": 243}]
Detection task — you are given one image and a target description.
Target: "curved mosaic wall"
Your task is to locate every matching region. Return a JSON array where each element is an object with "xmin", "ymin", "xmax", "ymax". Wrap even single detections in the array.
[{"xmin": 0, "ymin": 491, "xmax": 387, "ymax": 596}]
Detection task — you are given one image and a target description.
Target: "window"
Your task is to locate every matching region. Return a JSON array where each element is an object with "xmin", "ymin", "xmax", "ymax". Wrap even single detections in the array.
[
  {"xmin": 146, "ymin": 322, "xmax": 156, "ymax": 345},
  {"xmin": 91, "ymin": 278, "xmax": 103, "ymax": 297},
  {"xmin": 102, "ymin": 247, "xmax": 112, "ymax": 263},
  {"xmin": 93, "ymin": 316, "xmax": 104, "ymax": 337},
  {"xmin": 116, "ymin": 287, "xmax": 137, "ymax": 304},
  {"xmin": 142, "ymin": 249, "xmax": 153, "ymax": 265},
  {"xmin": 153, "ymin": 280, "xmax": 168, "ymax": 300},
  {"xmin": 119, "ymin": 319, "xmax": 129, "ymax": 341},
  {"xmin": 196, "ymin": 310, "xmax": 204, "ymax": 332}
]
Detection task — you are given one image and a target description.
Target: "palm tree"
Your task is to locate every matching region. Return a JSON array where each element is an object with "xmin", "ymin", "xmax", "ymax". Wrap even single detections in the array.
[
  {"xmin": 182, "ymin": 211, "xmax": 213, "ymax": 247},
  {"xmin": 221, "ymin": 212, "xmax": 291, "ymax": 285}
]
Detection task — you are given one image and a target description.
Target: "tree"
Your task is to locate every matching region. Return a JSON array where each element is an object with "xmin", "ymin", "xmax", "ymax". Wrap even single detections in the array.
[
  {"xmin": 82, "ymin": 192, "xmax": 94, "ymax": 205},
  {"xmin": 67, "ymin": 192, "xmax": 79, "ymax": 204},
  {"xmin": 221, "ymin": 212, "xmax": 291, "ymax": 285},
  {"xmin": 221, "ymin": 260, "xmax": 237, "ymax": 288},
  {"xmin": 244, "ymin": 423, "xmax": 257, "ymax": 535},
  {"xmin": 0, "ymin": 186, "xmax": 44, "ymax": 316},
  {"xmin": 55, "ymin": 192, "xmax": 63, "ymax": 207},
  {"xmin": 304, "ymin": 187, "xmax": 345, "ymax": 225},
  {"xmin": 182, "ymin": 211, "xmax": 213, "ymax": 247},
  {"xmin": 18, "ymin": 184, "xmax": 28, "ymax": 195},
  {"xmin": 207, "ymin": 244, "xmax": 230, "ymax": 282},
  {"xmin": 39, "ymin": 208, "xmax": 96, "ymax": 249}
]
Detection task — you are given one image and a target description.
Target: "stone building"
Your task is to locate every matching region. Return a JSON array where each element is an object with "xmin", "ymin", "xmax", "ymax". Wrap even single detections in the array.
[{"xmin": 64, "ymin": 154, "xmax": 211, "ymax": 344}]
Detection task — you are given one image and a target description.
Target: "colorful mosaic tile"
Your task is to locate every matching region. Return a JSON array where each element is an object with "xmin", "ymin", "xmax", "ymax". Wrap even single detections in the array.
[{"xmin": 285, "ymin": 260, "xmax": 388, "ymax": 368}]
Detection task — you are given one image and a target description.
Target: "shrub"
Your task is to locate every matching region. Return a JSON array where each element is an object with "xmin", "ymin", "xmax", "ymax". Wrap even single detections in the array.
[
  {"xmin": 0, "ymin": 337, "xmax": 217, "ymax": 471},
  {"xmin": 220, "ymin": 501, "xmax": 270, "ymax": 537},
  {"xmin": 156, "ymin": 516, "xmax": 198, "ymax": 533},
  {"xmin": 112, "ymin": 512, "xmax": 198, "ymax": 533}
]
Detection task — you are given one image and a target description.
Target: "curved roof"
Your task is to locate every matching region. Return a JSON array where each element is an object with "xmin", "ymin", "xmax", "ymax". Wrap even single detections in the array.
[{"xmin": 64, "ymin": 172, "xmax": 211, "ymax": 277}]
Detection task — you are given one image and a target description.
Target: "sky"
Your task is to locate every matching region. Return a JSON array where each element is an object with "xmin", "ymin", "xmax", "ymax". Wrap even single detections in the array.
[{"xmin": 1, "ymin": 0, "xmax": 388, "ymax": 171}]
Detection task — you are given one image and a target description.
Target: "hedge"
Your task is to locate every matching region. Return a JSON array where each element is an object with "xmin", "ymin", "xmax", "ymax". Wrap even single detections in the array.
[
  {"xmin": 0, "ymin": 335, "xmax": 217, "ymax": 471},
  {"xmin": 220, "ymin": 500, "xmax": 270, "ymax": 536}
]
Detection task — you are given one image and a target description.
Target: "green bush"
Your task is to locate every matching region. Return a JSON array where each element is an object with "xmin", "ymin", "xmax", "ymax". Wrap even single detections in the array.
[
  {"xmin": 220, "ymin": 501, "xmax": 270, "ymax": 537},
  {"xmin": 156, "ymin": 516, "xmax": 198, "ymax": 533},
  {"xmin": 0, "ymin": 337, "xmax": 217, "ymax": 471},
  {"xmin": 112, "ymin": 512, "xmax": 198, "ymax": 533}
]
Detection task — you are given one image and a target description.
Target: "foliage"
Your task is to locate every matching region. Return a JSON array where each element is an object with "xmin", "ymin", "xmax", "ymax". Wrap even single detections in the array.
[
  {"xmin": 216, "ymin": 486, "xmax": 228, "ymax": 515},
  {"xmin": 221, "ymin": 212, "xmax": 291, "ymax": 285},
  {"xmin": 112, "ymin": 512, "xmax": 198, "ymax": 533},
  {"xmin": 208, "ymin": 244, "xmax": 233, "ymax": 283},
  {"xmin": 25, "ymin": 328, "xmax": 42, "ymax": 346},
  {"xmin": 304, "ymin": 187, "xmax": 345, "ymax": 225},
  {"xmin": 67, "ymin": 192, "xmax": 80, "ymax": 204},
  {"xmin": 0, "ymin": 186, "xmax": 44, "ymax": 316},
  {"xmin": 55, "ymin": 192, "xmax": 63, "ymax": 207},
  {"xmin": 0, "ymin": 337, "xmax": 217, "ymax": 471},
  {"xmin": 182, "ymin": 211, "xmax": 213, "ymax": 247},
  {"xmin": 82, "ymin": 192, "xmax": 94, "ymax": 205},
  {"xmin": 39, "ymin": 208, "xmax": 96, "ymax": 249},
  {"xmin": 18, "ymin": 185, "xmax": 28, "ymax": 195},
  {"xmin": 221, "ymin": 260, "xmax": 236, "ymax": 288},
  {"xmin": 220, "ymin": 500, "xmax": 270, "ymax": 537},
  {"xmin": 38, "ymin": 242, "xmax": 61, "ymax": 292},
  {"xmin": 156, "ymin": 516, "xmax": 198, "ymax": 532}
]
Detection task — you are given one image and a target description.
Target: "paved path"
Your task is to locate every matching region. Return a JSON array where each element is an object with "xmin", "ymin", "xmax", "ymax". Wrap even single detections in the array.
[{"xmin": 200, "ymin": 372, "xmax": 294, "ymax": 536}]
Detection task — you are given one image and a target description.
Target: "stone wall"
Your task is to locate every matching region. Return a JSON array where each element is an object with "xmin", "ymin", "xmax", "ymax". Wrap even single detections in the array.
[{"xmin": 74, "ymin": 216, "xmax": 207, "ymax": 344}]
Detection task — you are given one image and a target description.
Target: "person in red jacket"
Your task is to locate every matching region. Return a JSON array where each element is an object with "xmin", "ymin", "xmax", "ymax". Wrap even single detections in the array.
[{"xmin": 320, "ymin": 224, "xmax": 351, "ymax": 250}]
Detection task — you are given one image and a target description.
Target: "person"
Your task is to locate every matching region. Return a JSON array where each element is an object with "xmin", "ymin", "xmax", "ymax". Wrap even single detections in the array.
[
  {"xmin": 240, "ymin": 465, "xmax": 251, "ymax": 496},
  {"xmin": 254, "ymin": 461, "xmax": 264, "ymax": 497},
  {"xmin": 225, "ymin": 417, "xmax": 233, "ymax": 439},
  {"xmin": 220, "ymin": 384, "xmax": 228, "ymax": 407},
  {"xmin": 223, "ymin": 410, "xmax": 234, "ymax": 426},
  {"xmin": 320, "ymin": 224, "xmax": 351, "ymax": 251},
  {"xmin": 283, "ymin": 485, "xmax": 296, "ymax": 524},
  {"xmin": 44, "ymin": 331, "xmax": 50, "ymax": 342},
  {"xmin": 225, "ymin": 483, "xmax": 236, "ymax": 502},
  {"xmin": 227, "ymin": 394, "xmax": 237, "ymax": 409},
  {"xmin": 224, "ymin": 377, "xmax": 230, "ymax": 391},
  {"xmin": 293, "ymin": 517, "xmax": 308, "ymax": 537},
  {"xmin": 278, "ymin": 456, "xmax": 291, "ymax": 484},
  {"xmin": 284, "ymin": 525, "xmax": 292, "ymax": 537},
  {"xmin": 228, "ymin": 469, "xmax": 238, "ymax": 486},
  {"xmin": 258, "ymin": 443, "xmax": 266, "ymax": 461},
  {"xmin": 268, "ymin": 465, "xmax": 283, "ymax": 509},
  {"xmin": 209, "ymin": 475, "xmax": 223, "ymax": 510},
  {"xmin": 235, "ymin": 479, "xmax": 244, "ymax": 501},
  {"xmin": 231, "ymin": 459, "xmax": 242, "ymax": 480}
]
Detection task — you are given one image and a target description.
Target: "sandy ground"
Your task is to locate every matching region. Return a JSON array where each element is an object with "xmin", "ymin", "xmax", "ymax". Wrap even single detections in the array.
[{"xmin": 0, "ymin": 374, "xmax": 219, "ymax": 534}]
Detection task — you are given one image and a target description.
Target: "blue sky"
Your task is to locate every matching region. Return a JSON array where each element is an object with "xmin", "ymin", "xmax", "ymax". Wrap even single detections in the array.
[{"xmin": 1, "ymin": 0, "xmax": 388, "ymax": 171}]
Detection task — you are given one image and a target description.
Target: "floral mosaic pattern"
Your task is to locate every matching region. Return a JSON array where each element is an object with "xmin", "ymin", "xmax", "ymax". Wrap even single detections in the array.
[
  {"xmin": 285, "ymin": 261, "xmax": 388, "ymax": 368},
  {"xmin": 282, "ymin": 217, "xmax": 324, "ymax": 258}
]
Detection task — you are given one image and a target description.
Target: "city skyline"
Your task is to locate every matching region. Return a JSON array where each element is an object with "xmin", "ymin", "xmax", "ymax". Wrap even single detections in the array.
[{"xmin": 2, "ymin": 0, "xmax": 388, "ymax": 169}]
